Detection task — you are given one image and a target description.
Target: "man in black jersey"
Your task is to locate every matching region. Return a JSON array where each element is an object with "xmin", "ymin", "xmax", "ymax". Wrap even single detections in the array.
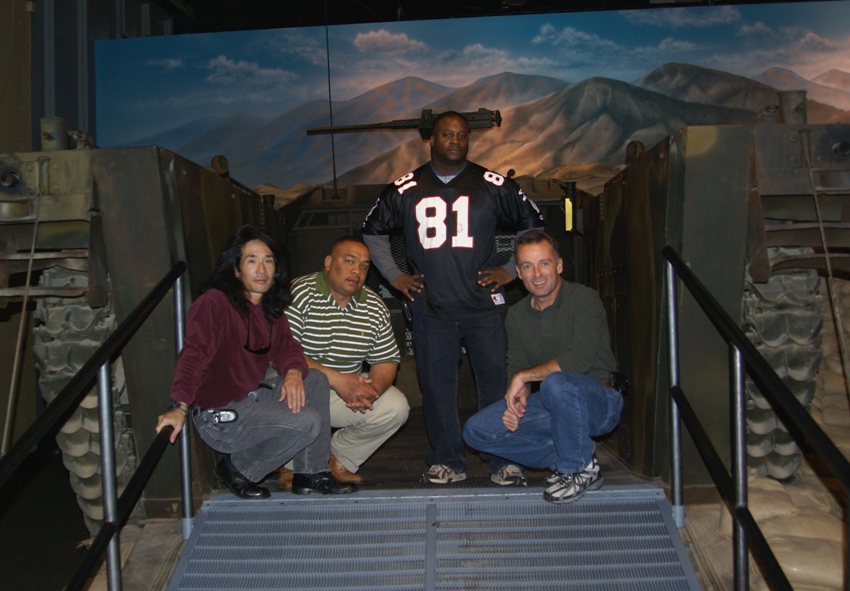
[{"xmin": 362, "ymin": 111, "xmax": 545, "ymax": 485}]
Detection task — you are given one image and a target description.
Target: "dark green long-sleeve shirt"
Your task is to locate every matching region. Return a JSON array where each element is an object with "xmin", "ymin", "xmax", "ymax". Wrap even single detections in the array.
[{"xmin": 506, "ymin": 279, "xmax": 615, "ymax": 384}]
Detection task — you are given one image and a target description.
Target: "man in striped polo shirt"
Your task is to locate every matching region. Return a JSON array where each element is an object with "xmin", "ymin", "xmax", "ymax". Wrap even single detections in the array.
[{"xmin": 281, "ymin": 236, "xmax": 410, "ymax": 485}]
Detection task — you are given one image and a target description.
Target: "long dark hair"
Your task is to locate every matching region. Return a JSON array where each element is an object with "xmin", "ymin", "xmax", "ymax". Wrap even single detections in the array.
[{"xmin": 202, "ymin": 225, "xmax": 291, "ymax": 319}]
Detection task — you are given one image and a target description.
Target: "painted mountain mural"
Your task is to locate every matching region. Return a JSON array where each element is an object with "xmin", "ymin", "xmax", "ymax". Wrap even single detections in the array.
[{"xmin": 129, "ymin": 64, "xmax": 850, "ymax": 191}]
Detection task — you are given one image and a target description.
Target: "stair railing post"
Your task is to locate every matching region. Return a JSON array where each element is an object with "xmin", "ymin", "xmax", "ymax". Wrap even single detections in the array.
[
  {"xmin": 97, "ymin": 362, "xmax": 121, "ymax": 591},
  {"xmin": 665, "ymin": 259, "xmax": 684, "ymax": 528},
  {"xmin": 731, "ymin": 346, "xmax": 749, "ymax": 590},
  {"xmin": 174, "ymin": 273, "xmax": 193, "ymax": 540}
]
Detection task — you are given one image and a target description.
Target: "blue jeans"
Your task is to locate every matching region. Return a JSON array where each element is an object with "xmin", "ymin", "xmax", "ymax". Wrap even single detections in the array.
[
  {"xmin": 412, "ymin": 297, "xmax": 507, "ymax": 473},
  {"xmin": 463, "ymin": 372, "xmax": 624, "ymax": 474},
  {"xmin": 193, "ymin": 369, "xmax": 330, "ymax": 482}
]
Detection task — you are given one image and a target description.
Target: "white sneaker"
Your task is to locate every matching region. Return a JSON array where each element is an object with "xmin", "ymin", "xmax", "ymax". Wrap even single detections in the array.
[
  {"xmin": 490, "ymin": 463, "xmax": 528, "ymax": 486},
  {"xmin": 544, "ymin": 457, "xmax": 603, "ymax": 504},
  {"xmin": 421, "ymin": 464, "xmax": 467, "ymax": 484},
  {"xmin": 545, "ymin": 456, "xmax": 599, "ymax": 485}
]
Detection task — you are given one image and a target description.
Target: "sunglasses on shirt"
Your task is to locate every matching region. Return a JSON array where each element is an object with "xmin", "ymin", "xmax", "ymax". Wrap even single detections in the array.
[{"xmin": 243, "ymin": 320, "xmax": 272, "ymax": 355}]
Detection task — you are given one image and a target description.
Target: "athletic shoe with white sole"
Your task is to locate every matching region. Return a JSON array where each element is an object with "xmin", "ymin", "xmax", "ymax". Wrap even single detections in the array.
[
  {"xmin": 490, "ymin": 463, "xmax": 528, "ymax": 486},
  {"xmin": 545, "ymin": 456, "xmax": 599, "ymax": 485},
  {"xmin": 421, "ymin": 464, "xmax": 467, "ymax": 484},
  {"xmin": 544, "ymin": 457, "xmax": 603, "ymax": 504}
]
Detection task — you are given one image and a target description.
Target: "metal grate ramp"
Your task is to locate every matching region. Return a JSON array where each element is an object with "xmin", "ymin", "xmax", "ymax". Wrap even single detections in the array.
[{"xmin": 167, "ymin": 485, "xmax": 701, "ymax": 590}]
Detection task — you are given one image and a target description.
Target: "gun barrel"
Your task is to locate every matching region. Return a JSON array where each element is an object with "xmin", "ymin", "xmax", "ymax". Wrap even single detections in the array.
[
  {"xmin": 307, "ymin": 120, "xmax": 421, "ymax": 135},
  {"xmin": 306, "ymin": 108, "xmax": 501, "ymax": 139}
]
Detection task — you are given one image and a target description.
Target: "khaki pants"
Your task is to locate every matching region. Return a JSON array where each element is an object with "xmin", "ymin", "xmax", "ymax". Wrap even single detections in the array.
[
  {"xmin": 283, "ymin": 379, "xmax": 410, "ymax": 474},
  {"xmin": 329, "ymin": 383, "xmax": 409, "ymax": 473}
]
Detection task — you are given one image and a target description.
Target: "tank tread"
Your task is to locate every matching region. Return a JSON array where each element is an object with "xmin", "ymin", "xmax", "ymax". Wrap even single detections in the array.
[
  {"xmin": 32, "ymin": 266, "xmax": 143, "ymax": 535},
  {"xmin": 743, "ymin": 255, "xmax": 822, "ymax": 480}
]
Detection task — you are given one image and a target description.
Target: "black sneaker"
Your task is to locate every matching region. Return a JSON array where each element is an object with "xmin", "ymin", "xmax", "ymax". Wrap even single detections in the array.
[{"xmin": 543, "ymin": 457, "xmax": 603, "ymax": 504}]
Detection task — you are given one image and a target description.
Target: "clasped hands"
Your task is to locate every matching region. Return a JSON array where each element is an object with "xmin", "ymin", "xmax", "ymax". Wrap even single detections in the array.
[{"xmin": 336, "ymin": 373, "xmax": 379, "ymax": 413}]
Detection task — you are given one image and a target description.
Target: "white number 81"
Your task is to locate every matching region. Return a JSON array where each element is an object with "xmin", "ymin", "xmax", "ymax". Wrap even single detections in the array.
[{"xmin": 415, "ymin": 196, "xmax": 473, "ymax": 249}]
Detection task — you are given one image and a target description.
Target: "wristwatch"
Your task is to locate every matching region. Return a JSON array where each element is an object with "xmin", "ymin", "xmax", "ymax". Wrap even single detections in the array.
[{"xmin": 169, "ymin": 400, "xmax": 189, "ymax": 415}]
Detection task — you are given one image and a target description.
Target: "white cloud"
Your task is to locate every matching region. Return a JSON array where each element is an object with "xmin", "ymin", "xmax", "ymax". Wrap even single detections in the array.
[
  {"xmin": 353, "ymin": 30, "xmax": 426, "ymax": 54},
  {"xmin": 724, "ymin": 26, "xmax": 850, "ymax": 79},
  {"xmin": 655, "ymin": 37, "xmax": 698, "ymax": 52},
  {"xmin": 737, "ymin": 21, "xmax": 776, "ymax": 39},
  {"xmin": 531, "ymin": 23, "xmax": 557, "ymax": 45},
  {"xmin": 532, "ymin": 25, "xmax": 617, "ymax": 51},
  {"xmin": 463, "ymin": 43, "xmax": 509, "ymax": 60},
  {"xmin": 788, "ymin": 28, "xmax": 843, "ymax": 53},
  {"xmin": 271, "ymin": 30, "xmax": 328, "ymax": 66},
  {"xmin": 149, "ymin": 57, "xmax": 183, "ymax": 70},
  {"xmin": 622, "ymin": 6, "xmax": 740, "ymax": 29},
  {"xmin": 206, "ymin": 55, "xmax": 297, "ymax": 86},
  {"xmin": 515, "ymin": 55, "xmax": 560, "ymax": 70}
]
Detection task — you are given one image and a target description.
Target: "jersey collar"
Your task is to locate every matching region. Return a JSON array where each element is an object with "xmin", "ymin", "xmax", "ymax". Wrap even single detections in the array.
[{"xmin": 429, "ymin": 161, "xmax": 467, "ymax": 184}]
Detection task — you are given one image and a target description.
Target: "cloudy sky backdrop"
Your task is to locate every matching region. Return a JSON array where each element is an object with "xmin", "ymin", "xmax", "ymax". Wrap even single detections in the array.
[{"xmin": 96, "ymin": 1, "xmax": 850, "ymax": 147}]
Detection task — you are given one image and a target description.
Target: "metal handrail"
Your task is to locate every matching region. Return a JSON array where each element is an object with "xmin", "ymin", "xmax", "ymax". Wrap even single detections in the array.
[
  {"xmin": 668, "ymin": 384, "xmax": 792, "ymax": 590},
  {"xmin": 0, "ymin": 261, "xmax": 189, "ymax": 591},
  {"xmin": 0, "ymin": 262, "xmax": 186, "ymax": 487},
  {"xmin": 663, "ymin": 244, "xmax": 850, "ymax": 590},
  {"xmin": 67, "ymin": 425, "xmax": 174, "ymax": 591}
]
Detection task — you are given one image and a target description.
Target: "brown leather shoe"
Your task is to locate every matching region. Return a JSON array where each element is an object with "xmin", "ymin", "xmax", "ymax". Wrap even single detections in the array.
[
  {"xmin": 277, "ymin": 466, "xmax": 294, "ymax": 489},
  {"xmin": 329, "ymin": 453, "xmax": 364, "ymax": 483}
]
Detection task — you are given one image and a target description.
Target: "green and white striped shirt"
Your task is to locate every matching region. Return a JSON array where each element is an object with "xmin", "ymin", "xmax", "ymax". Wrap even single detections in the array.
[{"xmin": 286, "ymin": 272, "xmax": 400, "ymax": 373}]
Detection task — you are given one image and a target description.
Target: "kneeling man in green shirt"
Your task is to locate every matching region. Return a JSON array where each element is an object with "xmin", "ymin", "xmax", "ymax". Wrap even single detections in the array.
[{"xmin": 464, "ymin": 230, "xmax": 625, "ymax": 504}]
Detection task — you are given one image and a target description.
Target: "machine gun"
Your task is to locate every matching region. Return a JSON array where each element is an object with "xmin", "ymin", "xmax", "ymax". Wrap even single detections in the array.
[{"xmin": 306, "ymin": 108, "xmax": 502, "ymax": 140}]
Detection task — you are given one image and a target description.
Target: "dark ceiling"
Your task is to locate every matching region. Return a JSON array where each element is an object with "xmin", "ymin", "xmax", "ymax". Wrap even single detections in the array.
[{"xmin": 157, "ymin": 0, "xmax": 814, "ymax": 34}]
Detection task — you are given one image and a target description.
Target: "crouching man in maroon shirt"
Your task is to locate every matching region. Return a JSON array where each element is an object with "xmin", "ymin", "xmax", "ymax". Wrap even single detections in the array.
[{"xmin": 155, "ymin": 225, "xmax": 355, "ymax": 499}]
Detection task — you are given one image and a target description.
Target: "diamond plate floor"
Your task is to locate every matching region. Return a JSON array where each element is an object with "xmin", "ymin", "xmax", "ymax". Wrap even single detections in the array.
[{"xmin": 167, "ymin": 486, "xmax": 700, "ymax": 591}]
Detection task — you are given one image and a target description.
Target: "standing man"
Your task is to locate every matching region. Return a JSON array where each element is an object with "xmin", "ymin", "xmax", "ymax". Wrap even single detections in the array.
[
  {"xmin": 362, "ymin": 111, "xmax": 545, "ymax": 485},
  {"xmin": 281, "ymin": 236, "xmax": 409, "ymax": 485},
  {"xmin": 463, "ymin": 230, "xmax": 625, "ymax": 504},
  {"xmin": 155, "ymin": 225, "xmax": 355, "ymax": 498}
]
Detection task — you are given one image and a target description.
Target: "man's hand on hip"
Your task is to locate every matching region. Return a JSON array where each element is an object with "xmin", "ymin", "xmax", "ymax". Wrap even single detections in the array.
[
  {"xmin": 477, "ymin": 267, "xmax": 513, "ymax": 291},
  {"xmin": 392, "ymin": 273, "xmax": 424, "ymax": 301}
]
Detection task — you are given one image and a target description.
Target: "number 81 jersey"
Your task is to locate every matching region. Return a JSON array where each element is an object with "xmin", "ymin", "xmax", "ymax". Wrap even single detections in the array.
[{"xmin": 362, "ymin": 161, "xmax": 545, "ymax": 319}]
